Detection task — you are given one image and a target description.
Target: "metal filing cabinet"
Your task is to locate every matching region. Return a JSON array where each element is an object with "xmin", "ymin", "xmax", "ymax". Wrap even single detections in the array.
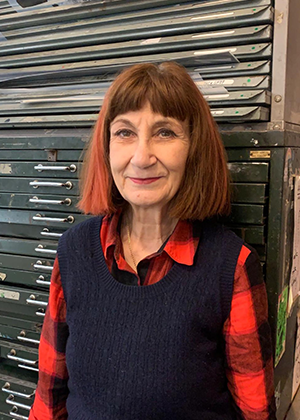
[{"xmin": 0, "ymin": 0, "xmax": 299, "ymax": 419}]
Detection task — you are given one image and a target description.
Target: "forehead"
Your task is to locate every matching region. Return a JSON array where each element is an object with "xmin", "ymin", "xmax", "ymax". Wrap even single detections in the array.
[{"xmin": 110, "ymin": 102, "xmax": 187, "ymax": 129}]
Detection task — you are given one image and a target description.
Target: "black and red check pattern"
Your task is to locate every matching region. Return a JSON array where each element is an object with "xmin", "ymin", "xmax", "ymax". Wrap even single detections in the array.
[{"xmin": 29, "ymin": 213, "xmax": 275, "ymax": 420}]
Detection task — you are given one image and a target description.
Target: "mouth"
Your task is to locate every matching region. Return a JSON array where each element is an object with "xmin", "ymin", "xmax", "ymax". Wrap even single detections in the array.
[{"xmin": 129, "ymin": 177, "xmax": 162, "ymax": 184}]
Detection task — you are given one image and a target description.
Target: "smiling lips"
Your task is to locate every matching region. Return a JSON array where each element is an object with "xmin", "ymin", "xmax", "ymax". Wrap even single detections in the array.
[{"xmin": 129, "ymin": 177, "xmax": 162, "ymax": 184}]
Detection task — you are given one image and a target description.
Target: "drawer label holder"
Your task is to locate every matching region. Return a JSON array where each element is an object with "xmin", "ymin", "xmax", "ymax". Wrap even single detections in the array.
[{"xmin": 0, "ymin": 289, "xmax": 20, "ymax": 300}]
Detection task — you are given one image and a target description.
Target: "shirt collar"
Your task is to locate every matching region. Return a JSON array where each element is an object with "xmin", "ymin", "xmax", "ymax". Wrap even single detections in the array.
[{"xmin": 101, "ymin": 211, "xmax": 199, "ymax": 266}]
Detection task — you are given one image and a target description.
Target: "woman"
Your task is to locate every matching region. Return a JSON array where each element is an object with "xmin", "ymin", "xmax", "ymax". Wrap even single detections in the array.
[{"xmin": 29, "ymin": 62, "xmax": 276, "ymax": 420}]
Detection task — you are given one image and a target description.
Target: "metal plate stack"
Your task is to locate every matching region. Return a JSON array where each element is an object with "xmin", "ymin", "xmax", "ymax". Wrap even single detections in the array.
[{"xmin": 1, "ymin": 1, "xmax": 299, "ymax": 419}]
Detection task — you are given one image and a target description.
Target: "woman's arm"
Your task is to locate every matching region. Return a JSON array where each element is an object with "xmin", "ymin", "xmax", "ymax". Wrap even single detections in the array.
[
  {"xmin": 29, "ymin": 256, "xmax": 69, "ymax": 420},
  {"xmin": 223, "ymin": 245, "xmax": 277, "ymax": 420}
]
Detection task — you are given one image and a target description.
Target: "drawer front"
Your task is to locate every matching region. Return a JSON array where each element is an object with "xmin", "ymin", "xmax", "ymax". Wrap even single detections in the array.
[
  {"xmin": 0, "ymin": 193, "xmax": 80, "ymax": 212},
  {"xmin": 230, "ymin": 204, "xmax": 265, "ymax": 225},
  {"xmin": 0, "ymin": 315, "xmax": 42, "ymax": 334},
  {"xmin": 228, "ymin": 162, "xmax": 269, "ymax": 182},
  {"xmin": 0, "ymin": 177, "xmax": 79, "ymax": 195},
  {"xmin": 0, "ymin": 162, "xmax": 81, "ymax": 178},
  {"xmin": 0, "ymin": 149, "xmax": 83, "ymax": 161},
  {"xmin": 0, "ymin": 253, "xmax": 54, "ymax": 274},
  {"xmin": 0, "ymin": 286, "xmax": 48, "ymax": 321},
  {"xmin": 0, "ymin": 209, "xmax": 89, "ymax": 228},
  {"xmin": 0, "ymin": 324, "xmax": 40, "ymax": 346},
  {"xmin": 0, "ymin": 237, "xmax": 57, "ymax": 259},
  {"xmin": 0, "ymin": 267, "xmax": 51, "ymax": 289},
  {"xmin": 0, "ymin": 285, "xmax": 48, "ymax": 307},
  {"xmin": 0, "ymin": 223, "xmax": 67, "ymax": 241},
  {"xmin": 0, "ymin": 341, "xmax": 39, "ymax": 372},
  {"xmin": 231, "ymin": 183, "xmax": 267, "ymax": 204},
  {"xmin": 231, "ymin": 226, "xmax": 265, "ymax": 245},
  {"xmin": 0, "ymin": 300, "xmax": 46, "ymax": 322}
]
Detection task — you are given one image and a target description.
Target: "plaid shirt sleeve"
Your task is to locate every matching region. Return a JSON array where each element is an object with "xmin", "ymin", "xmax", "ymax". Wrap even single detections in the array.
[
  {"xmin": 28, "ymin": 256, "xmax": 69, "ymax": 420},
  {"xmin": 224, "ymin": 244, "xmax": 277, "ymax": 420}
]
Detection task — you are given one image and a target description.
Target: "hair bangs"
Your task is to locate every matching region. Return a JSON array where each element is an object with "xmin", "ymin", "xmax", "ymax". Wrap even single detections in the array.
[{"xmin": 106, "ymin": 64, "xmax": 191, "ymax": 124}]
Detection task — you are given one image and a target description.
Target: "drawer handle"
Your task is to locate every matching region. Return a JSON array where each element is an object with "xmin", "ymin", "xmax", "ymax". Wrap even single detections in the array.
[
  {"xmin": 7, "ymin": 351, "xmax": 38, "ymax": 366},
  {"xmin": 40, "ymin": 228, "xmax": 63, "ymax": 238},
  {"xmin": 2, "ymin": 382, "xmax": 35, "ymax": 399},
  {"xmin": 33, "ymin": 260, "xmax": 53, "ymax": 272},
  {"xmin": 17, "ymin": 331, "xmax": 40, "ymax": 345},
  {"xmin": 34, "ymin": 164, "xmax": 77, "ymax": 172},
  {"xmin": 30, "ymin": 197, "xmax": 72, "ymax": 206},
  {"xmin": 9, "ymin": 406, "xmax": 29, "ymax": 420},
  {"xmin": 18, "ymin": 364, "xmax": 39, "ymax": 373},
  {"xmin": 6, "ymin": 395, "xmax": 31, "ymax": 411},
  {"xmin": 35, "ymin": 309, "xmax": 46, "ymax": 317},
  {"xmin": 33, "ymin": 214, "xmax": 74, "ymax": 223},
  {"xmin": 35, "ymin": 245, "xmax": 57, "ymax": 255},
  {"xmin": 36, "ymin": 275, "xmax": 50, "ymax": 286},
  {"xmin": 29, "ymin": 180, "xmax": 73, "ymax": 190},
  {"xmin": 26, "ymin": 295, "xmax": 48, "ymax": 307}
]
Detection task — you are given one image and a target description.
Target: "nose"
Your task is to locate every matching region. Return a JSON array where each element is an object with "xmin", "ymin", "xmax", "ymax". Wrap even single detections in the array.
[{"xmin": 130, "ymin": 137, "xmax": 156, "ymax": 169}]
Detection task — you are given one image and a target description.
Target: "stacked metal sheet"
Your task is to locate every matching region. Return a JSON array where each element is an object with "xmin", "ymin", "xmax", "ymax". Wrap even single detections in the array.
[{"xmin": 0, "ymin": 0, "xmax": 273, "ymax": 127}]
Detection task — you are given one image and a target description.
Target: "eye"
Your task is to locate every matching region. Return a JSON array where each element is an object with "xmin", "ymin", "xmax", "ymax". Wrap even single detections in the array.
[
  {"xmin": 114, "ymin": 129, "xmax": 134, "ymax": 138},
  {"xmin": 157, "ymin": 129, "xmax": 177, "ymax": 138}
]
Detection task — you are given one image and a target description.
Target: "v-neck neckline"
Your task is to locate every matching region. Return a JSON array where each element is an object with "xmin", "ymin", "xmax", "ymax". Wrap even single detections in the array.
[{"xmin": 90, "ymin": 216, "xmax": 192, "ymax": 299}]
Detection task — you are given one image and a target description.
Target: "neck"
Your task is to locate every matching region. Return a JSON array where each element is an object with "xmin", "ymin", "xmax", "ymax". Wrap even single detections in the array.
[
  {"xmin": 124, "ymin": 205, "xmax": 178, "ymax": 245},
  {"xmin": 120, "ymin": 205, "xmax": 179, "ymax": 269}
]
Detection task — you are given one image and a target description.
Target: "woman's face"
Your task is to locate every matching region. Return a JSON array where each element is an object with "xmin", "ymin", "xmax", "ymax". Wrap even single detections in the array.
[{"xmin": 109, "ymin": 102, "xmax": 190, "ymax": 211}]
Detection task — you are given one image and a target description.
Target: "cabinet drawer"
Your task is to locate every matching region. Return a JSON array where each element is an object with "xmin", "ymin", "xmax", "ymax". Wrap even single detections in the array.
[
  {"xmin": 0, "ymin": 223, "xmax": 67, "ymax": 241},
  {"xmin": 230, "ymin": 204, "xmax": 265, "ymax": 225},
  {"xmin": 0, "ymin": 253, "xmax": 54, "ymax": 274},
  {"xmin": 0, "ymin": 315, "xmax": 42, "ymax": 334},
  {"xmin": 0, "ymin": 162, "xmax": 81, "ymax": 178},
  {"xmin": 0, "ymin": 177, "xmax": 79, "ymax": 195},
  {"xmin": 230, "ymin": 226, "xmax": 265, "ymax": 245},
  {"xmin": 0, "ymin": 324, "xmax": 40, "ymax": 346},
  {"xmin": 0, "ymin": 286, "xmax": 48, "ymax": 322},
  {"xmin": 231, "ymin": 183, "xmax": 267, "ymax": 204},
  {"xmin": 0, "ymin": 300, "xmax": 47, "ymax": 323},
  {"xmin": 228, "ymin": 162, "xmax": 269, "ymax": 182},
  {"xmin": 0, "ymin": 149, "xmax": 83, "ymax": 161},
  {"xmin": 0, "ymin": 267, "xmax": 51, "ymax": 289},
  {"xmin": 0, "ymin": 192, "xmax": 80, "ymax": 212},
  {"xmin": 0, "ymin": 341, "xmax": 39, "ymax": 373},
  {"xmin": 0, "ymin": 209, "xmax": 88, "ymax": 229},
  {"xmin": 0, "ymin": 237, "xmax": 57, "ymax": 259}
]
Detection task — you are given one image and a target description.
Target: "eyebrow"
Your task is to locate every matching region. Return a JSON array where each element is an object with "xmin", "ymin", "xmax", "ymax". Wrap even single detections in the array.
[{"xmin": 110, "ymin": 118, "xmax": 183, "ymax": 130}]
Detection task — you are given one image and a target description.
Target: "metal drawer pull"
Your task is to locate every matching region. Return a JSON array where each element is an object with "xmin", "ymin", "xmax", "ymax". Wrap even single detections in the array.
[
  {"xmin": 34, "ymin": 164, "xmax": 77, "ymax": 172},
  {"xmin": 41, "ymin": 228, "xmax": 63, "ymax": 238},
  {"xmin": 6, "ymin": 395, "xmax": 31, "ymax": 411},
  {"xmin": 17, "ymin": 331, "xmax": 40, "ymax": 345},
  {"xmin": 9, "ymin": 406, "xmax": 29, "ymax": 420},
  {"xmin": 26, "ymin": 295, "xmax": 48, "ymax": 307},
  {"xmin": 2, "ymin": 382, "xmax": 35, "ymax": 399},
  {"xmin": 33, "ymin": 214, "xmax": 75, "ymax": 223},
  {"xmin": 7, "ymin": 351, "xmax": 38, "ymax": 366},
  {"xmin": 35, "ymin": 309, "xmax": 46, "ymax": 317},
  {"xmin": 18, "ymin": 364, "xmax": 39, "ymax": 373},
  {"xmin": 36, "ymin": 275, "xmax": 51, "ymax": 286},
  {"xmin": 35, "ymin": 245, "xmax": 57, "ymax": 255},
  {"xmin": 30, "ymin": 180, "xmax": 73, "ymax": 189},
  {"xmin": 30, "ymin": 197, "xmax": 72, "ymax": 206},
  {"xmin": 33, "ymin": 260, "xmax": 53, "ymax": 272}
]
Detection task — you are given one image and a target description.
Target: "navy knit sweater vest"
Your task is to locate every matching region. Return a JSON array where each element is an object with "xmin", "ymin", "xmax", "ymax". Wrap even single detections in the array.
[{"xmin": 57, "ymin": 216, "xmax": 244, "ymax": 420}]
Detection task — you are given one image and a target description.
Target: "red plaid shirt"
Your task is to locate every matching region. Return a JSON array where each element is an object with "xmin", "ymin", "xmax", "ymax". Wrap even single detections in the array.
[{"xmin": 29, "ymin": 213, "xmax": 276, "ymax": 420}]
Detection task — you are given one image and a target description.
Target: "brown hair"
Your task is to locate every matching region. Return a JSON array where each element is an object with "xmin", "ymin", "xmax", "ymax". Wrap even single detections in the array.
[{"xmin": 77, "ymin": 61, "xmax": 231, "ymax": 220}]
